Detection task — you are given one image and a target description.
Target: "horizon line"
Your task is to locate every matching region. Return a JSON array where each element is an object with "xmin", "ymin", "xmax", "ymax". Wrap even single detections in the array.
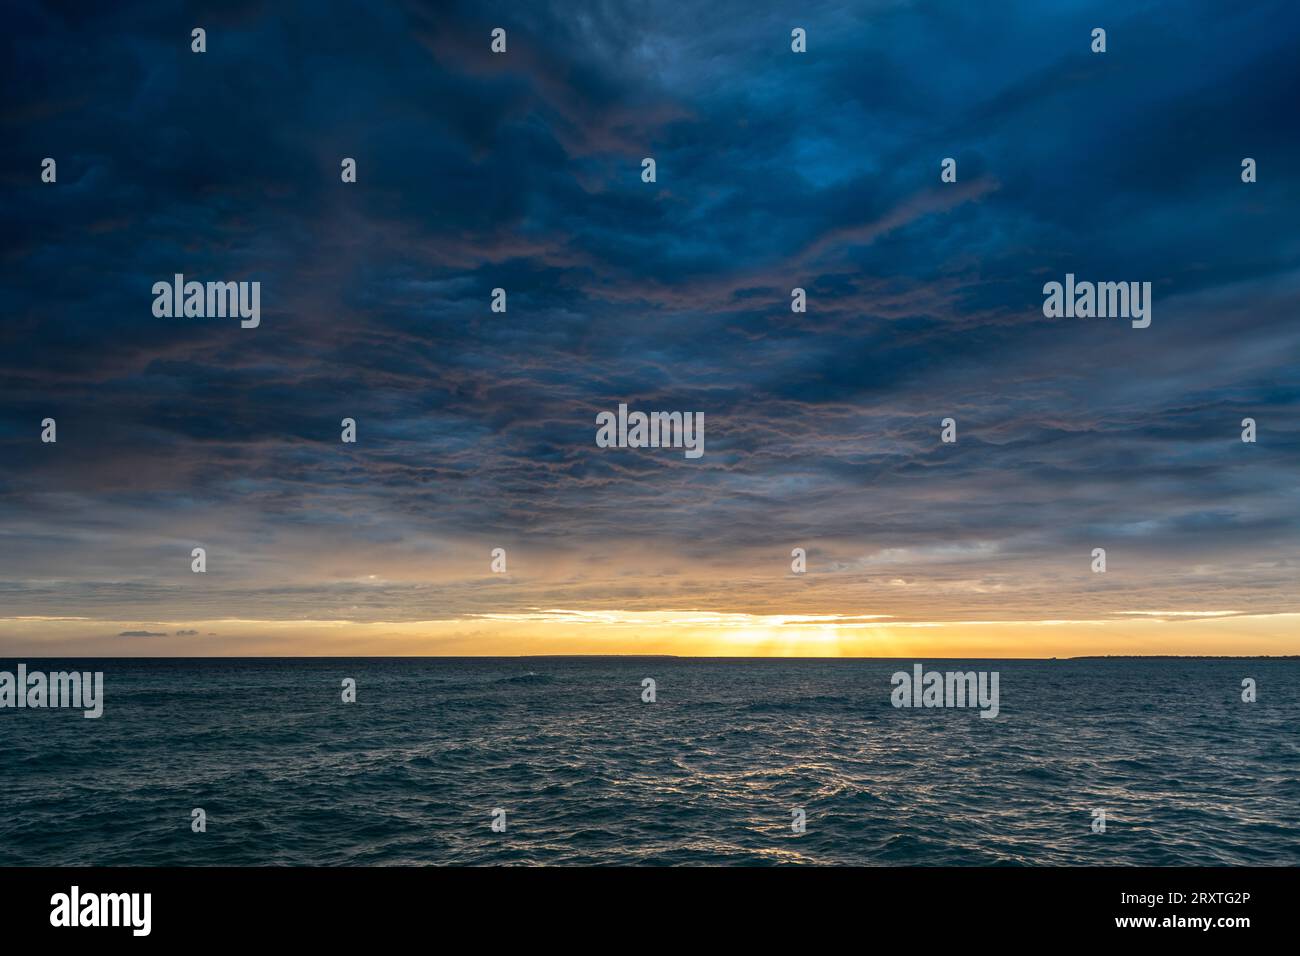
[{"xmin": 3, "ymin": 654, "xmax": 1297, "ymax": 661}]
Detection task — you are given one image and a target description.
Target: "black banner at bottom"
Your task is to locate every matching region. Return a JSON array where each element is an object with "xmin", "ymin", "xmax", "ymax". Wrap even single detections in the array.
[{"xmin": 0, "ymin": 866, "xmax": 1282, "ymax": 942}]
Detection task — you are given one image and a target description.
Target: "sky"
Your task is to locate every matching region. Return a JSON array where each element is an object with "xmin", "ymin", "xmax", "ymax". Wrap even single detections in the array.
[{"xmin": 1, "ymin": 0, "xmax": 1298, "ymax": 657}]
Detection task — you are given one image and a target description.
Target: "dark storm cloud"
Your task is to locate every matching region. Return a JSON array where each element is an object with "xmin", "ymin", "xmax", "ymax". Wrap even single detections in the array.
[{"xmin": 1, "ymin": 0, "xmax": 1298, "ymax": 626}]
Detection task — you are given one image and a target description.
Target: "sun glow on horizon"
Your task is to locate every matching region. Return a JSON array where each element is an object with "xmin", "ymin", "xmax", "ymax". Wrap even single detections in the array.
[{"xmin": 1, "ymin": 610, "xmax": 1297, "ymax": 658}]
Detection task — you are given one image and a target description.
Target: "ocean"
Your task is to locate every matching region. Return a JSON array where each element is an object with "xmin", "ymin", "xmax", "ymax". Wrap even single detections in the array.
[{"xmin": 2, "ymin": 657, "xmax": 1296, "ymax": 866}]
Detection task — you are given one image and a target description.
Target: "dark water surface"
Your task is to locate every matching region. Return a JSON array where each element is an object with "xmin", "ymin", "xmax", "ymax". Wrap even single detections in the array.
[{"xmin": 2, "ymin": 657, "xmax": 1296, "ymax": 865}]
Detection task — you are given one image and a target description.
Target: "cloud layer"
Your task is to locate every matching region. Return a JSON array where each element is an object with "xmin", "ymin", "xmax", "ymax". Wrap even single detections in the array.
[{"xmin": 2, "ymin": 1, "xmax": 1298, "ymax": 652}]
